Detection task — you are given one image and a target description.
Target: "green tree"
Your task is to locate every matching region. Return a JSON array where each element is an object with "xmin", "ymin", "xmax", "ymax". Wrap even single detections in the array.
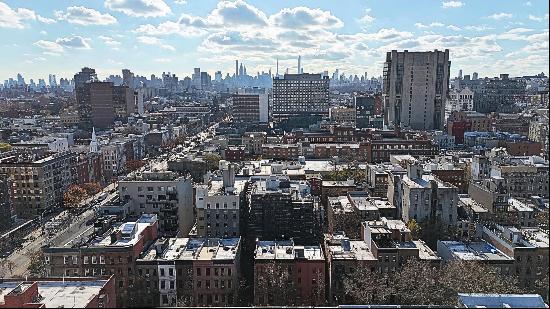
[
  {"xmin": 407, "ymin": 219, "xmax": 422, "ymax": 240},
  {"xmin": 0, "ymin": 143, "xmax": 11, "ymax": 152},
  {"xmin": 203, "ymin": 153, "xmax": 221, "ymax": 171}
]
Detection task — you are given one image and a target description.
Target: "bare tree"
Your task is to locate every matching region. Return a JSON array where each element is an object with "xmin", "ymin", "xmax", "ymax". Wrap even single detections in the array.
[
  {"xmin": 343, "ymin": 265, "xmax": 392, "ymax": 305},
  {"xmin": 254, "ymin": 260, "xmax": 298, "ymax": 306},
  {"xmin": 0, "ymin": 259, "xmax": 16, "ymax": 278},
  {"xmin": 25, "ymin": 249, "xmax": 46, "ymax": 277}
]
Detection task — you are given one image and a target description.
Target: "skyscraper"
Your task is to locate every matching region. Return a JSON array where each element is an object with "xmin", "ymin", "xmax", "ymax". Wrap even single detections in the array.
[
  {"xmin": 298, "ymin": 55, "xmax": 301, "ymax": 74},
  {"xmin": 383, "ymin": 49, "xmax": 450, "ymax": 131},
  {"xmin": 235, "ymin": 60, "xmax": 239, "ymax": 77},
  {"xmin": 48, "ymin": 74, "xmax": 57, "ymax": 87}
]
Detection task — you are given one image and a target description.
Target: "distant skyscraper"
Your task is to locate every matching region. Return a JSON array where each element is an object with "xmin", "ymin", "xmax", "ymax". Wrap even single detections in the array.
[
  {"xmin": 383, "ymin": 49, "xmax": 450, "ymax": 131},
  {"xmin": 458, "ymin": 69, "xmax": 463, "ymax": 79},
  {"xmin": 235, "ymin": 60, "xmax": 239, "ymax": 77},
  {"xmin": 472, "ymin": 72, "xmax": 479, "ymax": 80},
  {"xmin": 122, "ymin": 69, "xmax": 134, "ymax": 89},
  {"xmin": 17, "ymin": 73, "xmax": 24, "ymax": 86},
  {"xmin": 297, "ymin": 55, "xmax": 301, "ymax": 74},
  {"xmin": 239, "ymin": 63, "xmax": 244, "ymax": 76},
  {"xmin": 48, "ymin": 74, "xmax": 57, "ymax": 87}
]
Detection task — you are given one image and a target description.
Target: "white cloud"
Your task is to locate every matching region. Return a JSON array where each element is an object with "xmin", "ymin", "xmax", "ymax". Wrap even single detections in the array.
[
  {"xmin": 525, "ymin": 1, "xmax": 532, "ymax": 6},
  {"xmin": 34, "ymin": 40, "xmax": 64, "ymax": 53},
  {"xmin": 174, "ymin": 0, "xmax": 187, "ymax": 4},
  {"xmin": 447, "ymin": 25, "xmax": 461, "ymax": 31},
  {"xmin": 207, "ymin": 0, "xmax": 268, "ymax": 27},
  {"xmin": 359, "ymin": 8, "xmax": 375, "ymax": 24},
  {"xmin": 465, "ymin": 25, "xmax": 493, "ymax": 31},
  {"xmin": 136, "ymin": 36, "xmax": 176, "ymax": 51},
  {"xmin": 104, "ymin": 0, "xmax": 171, "ymax": 17},
  {"xmin": 487, "ymin": 12, "xmax": 513, "ymax": 20},
  {"xmin": 270, "ymin": 6, "xmax": 343, "ymax": 29},
  {"xmin": 99, "ymin": 35, "xmax": 121, "ymax": 47},
  {"xmin": 0, "ymin": 2, "xmax": 55, "ymax": 28},
  {"xmin": 415, "ymin": 22, "xmax": 444, "ymax": 29},
  {"xmin": 55, "ymin": 6, "xmax": 117, "ymax": 25},
  {"xmin": 56, "ymin": 36, "xmax": 92, "ymax": 49},
  {"xmin": 528, "ymin": 14, "xmax": 549, "ymax": 22},
  {"xmin": 442, "ymin": 1, "xmax": 464, "ymax": 8}
]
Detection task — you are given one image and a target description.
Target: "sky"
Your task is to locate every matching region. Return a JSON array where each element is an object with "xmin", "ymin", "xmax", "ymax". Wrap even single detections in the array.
[{"xmin": 0, "ymin": 0, "xmax": 548, "ymax": 82}]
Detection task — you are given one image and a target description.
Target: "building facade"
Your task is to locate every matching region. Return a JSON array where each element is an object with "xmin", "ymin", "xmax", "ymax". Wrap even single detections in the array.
[{"xmin": 383, "ymin": 49, "xmax": 451, "ymax": 130}]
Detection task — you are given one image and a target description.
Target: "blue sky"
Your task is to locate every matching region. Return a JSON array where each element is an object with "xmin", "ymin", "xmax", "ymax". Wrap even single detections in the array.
[{"xmin": 0, "ymin": 0, "xmax": 548, "ymax": 81}]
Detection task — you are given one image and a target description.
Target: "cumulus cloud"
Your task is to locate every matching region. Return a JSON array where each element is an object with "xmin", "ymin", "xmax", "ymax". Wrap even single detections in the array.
[
  {"xmin": 447, "ymin": 25, "xmax": 461, "ymax": 31},
  {"xmin": 207, "ymin": 0, "xmax": 268, "ymax": 27},
  {"xmin": 55, "ymin": 6, "xmax": 117, "ymax": 25},
  {"xmin": 136, "ymin": 35, "xmax": 176, "ymax": 51},
  {"xmin": 415, "ymin": 22, "xmax": 445, "ymax": 29},
  {"xmin": 270, "ymin": 6, "xmax": 343, "ymax": 29},
  {"xmin": 34, "ymin": 35, "xmax": 91, "ymax": 54},
  {"xmin": 104, "ymin": 0, "xmax": 171, "ymax": 17},
  {"xmin": 442, "ymin": 1, "xmax": 464, "ymax": 8},
  {"xmin": 34, "ymin": 40, "xmax": 64, "ymax": 53},
  {"xmin": 0, "ymin": 2, "xmax": 55, "ymax": 28},
  {"xmin": 487, "ymin": 12, "xmax": 513, "ymax": 20},
  {"xmin": 56, "ymin": 36, "xmax": 92, "ymax": 49}
]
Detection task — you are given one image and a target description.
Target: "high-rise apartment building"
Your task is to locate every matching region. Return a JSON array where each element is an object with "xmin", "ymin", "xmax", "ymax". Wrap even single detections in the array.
[
  {"xmin": 74, "ymin": 67, "xmax": 97, "ymax": 91},
  {"xmin": 0, "ymin": 174, "xmax": 12, "ymax": 231},
  {"xmin": 0, "ymin": 151, "xmax": 76, "ymax": 218},
  {"xmin": 272, "ymin": 73, "xmax": 330, "ymax": 121},
  {"xmin": 77, "ymin": 81, "xmax": 134, "ymax": 130},
  {"xmin": 383, "ymin": 49, "xmax": 451, "ymax": 130}
]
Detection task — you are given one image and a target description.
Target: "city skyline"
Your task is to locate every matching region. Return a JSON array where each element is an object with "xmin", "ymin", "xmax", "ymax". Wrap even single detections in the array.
[{"xmin": 0, "ymin": 0, "xmax": 548, "ymax": 81}]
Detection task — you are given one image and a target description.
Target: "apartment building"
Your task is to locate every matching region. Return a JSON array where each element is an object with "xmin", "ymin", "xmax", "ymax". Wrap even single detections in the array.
[
  {"xmin": 42, "ymin": 214, "xmax": 159, "ymax": 307},
  {"xmin": 383, "ymin": 49, "xmax": 450, "ymax": 130},
  {"xmin": 272, "ymin": 73, "xmax": 330, "ymax": 121},
  {"xmin": 119, "ymin": 167, "xmax": 193, "ymax": 237},
  {"xmin": 0, "ymin": 150, "xmax": 76, "ymax": 218},
  {"xmin": 134, "ymin": 237, "xmax": 240, "ymax": 307},
  {"xmin": 254, "ymin": 240, "xmax": 326, "ymax": 306}
]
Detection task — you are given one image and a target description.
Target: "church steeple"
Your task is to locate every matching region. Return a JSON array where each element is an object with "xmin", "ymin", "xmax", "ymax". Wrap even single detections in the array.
[{"xmin": 89, "ymin": 127, "xmax": 99, "ymax": 153}]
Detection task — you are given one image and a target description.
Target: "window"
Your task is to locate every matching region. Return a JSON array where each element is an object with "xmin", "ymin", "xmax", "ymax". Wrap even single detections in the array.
[
  {"xmin": 169, "ymin": 268, "xmax": 174, "ymax": 276},
  {"xmin": 91, "ymin": 256, "xmax": 97, "ymax": 264},
  {"xmin": 161, "ymin": 280, "xmax": 166, "ymax": 289},
  {"xmin": 161, "ymin": 268, "xmax": 165, "ymax": 276},
  {"xmin": 197, "ymin": 268, "xmax": 202, "ymax": 276},
  {"xmin": 99, "ymin": 255, "xmax": 105, "ymax": 264}
]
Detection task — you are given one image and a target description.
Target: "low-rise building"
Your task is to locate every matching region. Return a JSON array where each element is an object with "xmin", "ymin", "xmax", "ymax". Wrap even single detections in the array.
[
  {"xmin": 254, "ymin": 240, "xmax": 325, "ymax": 306},
  {"xmin": 0, "ymin": 276, "xmax": 117, "ymax": 308},
  {"xmin": 42, "ymin": 214, "xmax": 159, "ymax": 307},
  {"xmin": 135, "ymin": 237, "xmax": 241, "ymax": 307}
]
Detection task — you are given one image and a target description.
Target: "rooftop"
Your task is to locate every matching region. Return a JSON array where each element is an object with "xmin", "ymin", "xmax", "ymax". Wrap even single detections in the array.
[
  {"xmin": 141, "ymin": 237, "xmax": 240, "ymax": 261},
  {"xmin": 326, "ymin": 236, "xmax": 377, "ymax": 261},
  {"xmin": 254, "ymin": 240, "xmax": 324, "ymax": 261},
  {"xmin": 439, "ymin": 240, "xmax": 514, "ymax": 262},
  {"xmin": 0, "ymin": 278, "xmax": 111, "ymax": 308}
]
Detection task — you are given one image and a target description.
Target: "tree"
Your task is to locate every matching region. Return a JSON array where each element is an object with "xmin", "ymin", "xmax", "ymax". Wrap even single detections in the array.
[
  {"xmin": 81, "ymin": 182, "xmax": 102, "ymax": 196},
  {"xmin": 203, "ymin": 153, "xmax": 221, "ymax": 171},
  {"xmin": 63, "ymin": 184, "xmax": 88, "ymax": 208},
  {"xmin": 26, "ymin": 249, "xmax": 46, "ymax": 277},
  {"xmin": 343, "ymin": 264, "xmax": 392, "ymax": 304},
  {"xmin": 407, "ymin": 219, "xmax": 422, "ymax": 240},
  {"xmin": 0, "ymin": 143, "xmax": 11, "ymax": 153},
  {"xmin": 534, "ymin": 208, "xmax": 549, "ymax": 229},
  {"xmin": 0, "ymin": 259, "xmax": 16, "ymax": 278},
  {"xmin": 255, "ymin": 261, "xmax": 298, "ymax": 306},
  {"xmin": 125, "ymin": 159, "xmax": 146, "ymax": 172}
]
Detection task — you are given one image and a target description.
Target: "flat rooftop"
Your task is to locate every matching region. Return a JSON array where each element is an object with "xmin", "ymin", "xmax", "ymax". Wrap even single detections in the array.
[
  {"xmin": 254, "ymin": 240, "xmax": 324, "ymax": 261},
  {"xmin": 0, "ymin": 279, "xmax": 109, "ymax": 308},
  {"xmin": 141, "ymin": 237, "xmax": 240, "ymax": 261},
  {"xmin": 326, "ymin": 237, "xmax": 377, "ymax": 261},
  {"xmin": 439, "ymin": 241, "xmax": 514, "ymax": 262}
]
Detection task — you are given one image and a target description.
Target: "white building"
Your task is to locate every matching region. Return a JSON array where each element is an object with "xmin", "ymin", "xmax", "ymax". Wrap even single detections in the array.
[{"xmin": 448, "ymin": 87, "xmax": 474, "ymax": 111}]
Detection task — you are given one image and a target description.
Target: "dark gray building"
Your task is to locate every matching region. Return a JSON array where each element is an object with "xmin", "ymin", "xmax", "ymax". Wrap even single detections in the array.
[
  {"xmin": 383, "ymin": 49, "xmax": 450, "ymax": 130},
  {"xmin": 0, "ymin": 174, "xmax": 12, "ymax": 231}
]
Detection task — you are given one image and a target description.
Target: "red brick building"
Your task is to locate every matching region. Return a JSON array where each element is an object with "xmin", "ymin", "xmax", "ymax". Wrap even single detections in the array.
[{"xmin": 0, "ymin": 276, "xmax": 116, "ymax": 308}]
